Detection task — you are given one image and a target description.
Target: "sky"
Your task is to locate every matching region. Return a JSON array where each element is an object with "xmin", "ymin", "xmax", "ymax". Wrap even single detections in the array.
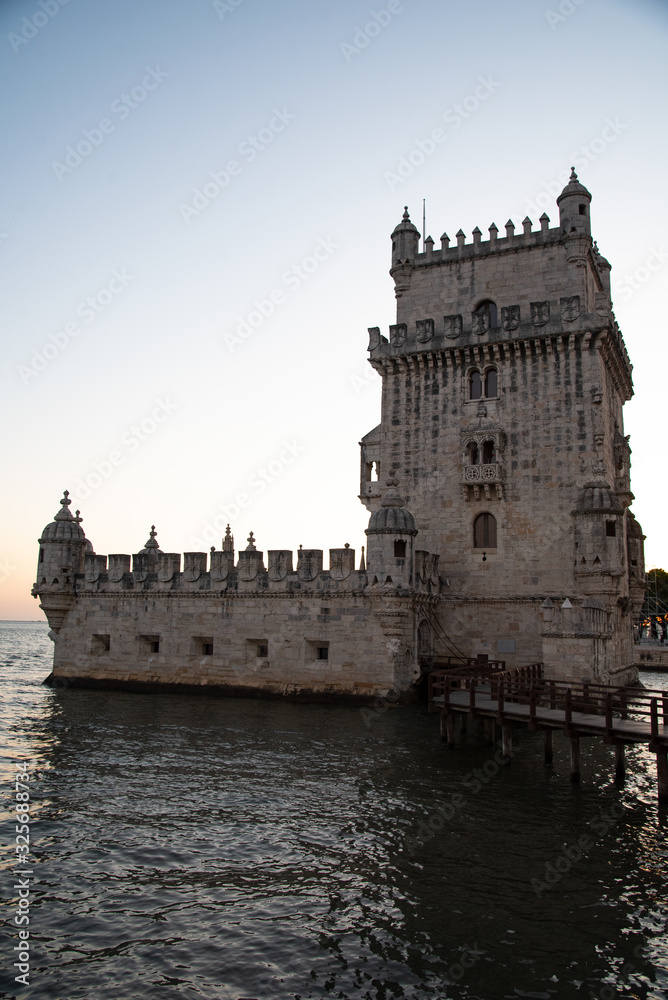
[{"xmin": 2, "ymin": 0, "xmax": 667, "ymax": 620}]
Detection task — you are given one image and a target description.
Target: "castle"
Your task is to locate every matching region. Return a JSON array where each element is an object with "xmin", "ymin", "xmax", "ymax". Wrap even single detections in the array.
[{"xmin": 33, "ymin": 170, "xmax": 646, "ymax": 698}]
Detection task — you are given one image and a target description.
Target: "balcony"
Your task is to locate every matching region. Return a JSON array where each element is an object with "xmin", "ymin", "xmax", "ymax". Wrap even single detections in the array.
[{"xmin": 462, "ymin": 464, "xmax": 504, "ymax": 500}]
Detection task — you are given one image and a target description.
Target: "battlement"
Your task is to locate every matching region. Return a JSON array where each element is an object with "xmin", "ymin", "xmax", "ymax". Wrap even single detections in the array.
[{"xmin": 411, "ymin": 217, "xmax": 563, "ymax": 265}]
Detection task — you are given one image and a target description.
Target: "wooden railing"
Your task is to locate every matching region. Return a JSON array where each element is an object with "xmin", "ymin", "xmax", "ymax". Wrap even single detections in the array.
[{"xmin": 428, "ymin": 664, "xmax": 668, "ymax": 740}]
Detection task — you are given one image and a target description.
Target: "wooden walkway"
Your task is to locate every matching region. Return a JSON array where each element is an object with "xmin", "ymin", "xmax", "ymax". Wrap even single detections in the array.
[{"xmin": 428, "ymin": 664, "xmax": 668, "ymax": 803}]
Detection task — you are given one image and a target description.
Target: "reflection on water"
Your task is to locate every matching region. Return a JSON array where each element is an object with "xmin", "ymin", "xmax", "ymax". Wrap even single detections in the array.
[{"xmin": 1, "ymin": 621, "xmax": 667, "ymax": 999}]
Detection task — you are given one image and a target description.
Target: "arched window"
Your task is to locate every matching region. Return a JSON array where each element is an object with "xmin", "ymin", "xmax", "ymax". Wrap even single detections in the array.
[
  {"xmin": 473, "ymin": 513, "xmax": 497, "ymax": 548},
  {"xmin": 482, "ymin": 440, "xmax": 496, "ymax": 464},
  {"xmin": 474, "ymin": 300, "xmax": 498, "ymax": 331},
  {"xmin": 394, "ymin": 540, "xmax": 406, "ymax": 558},
  {"xmin": 467, "ymin": 441, "xmax": 479, "ymax": 464},
  {"xmin": 469, "ymin": 369, "xmax": 482, "ymax": 400},
  {"xmin": 484, "ymin": 367, "xmax": 498, "ymax": 398}
]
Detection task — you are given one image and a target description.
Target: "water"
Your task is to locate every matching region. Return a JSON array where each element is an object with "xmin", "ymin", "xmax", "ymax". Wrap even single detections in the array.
[{"xmin": 1, "ymin": 620, "xmax": 667, "ymax": 1000}]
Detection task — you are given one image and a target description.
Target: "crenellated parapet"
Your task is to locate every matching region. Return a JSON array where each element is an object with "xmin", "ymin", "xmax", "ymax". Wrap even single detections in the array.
[{"xmin": 35, "ymin": 513, "xmax": 440, "ymax": 604}]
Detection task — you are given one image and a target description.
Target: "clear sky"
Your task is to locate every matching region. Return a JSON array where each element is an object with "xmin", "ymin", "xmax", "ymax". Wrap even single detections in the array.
[{"xmin": 2, "ymin": 0, "xmax": 667, "ymax": 620}]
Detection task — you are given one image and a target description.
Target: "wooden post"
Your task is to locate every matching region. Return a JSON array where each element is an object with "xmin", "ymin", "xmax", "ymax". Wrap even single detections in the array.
[
  {"xmin": 614, "ymin": 743, "xmax": 625, "ymax": 783},
  {"xmin": 570, "ymin": 735, "xmax": 580, "ymax": 782},
  {"xmin": 446, "ymin": 713, "xmax": 456, "ymax": 748},
  {"xmin": 502, "ymin": 721, "xmax": 513, "ymax": 759},
  {"xmin": 484, "ymin": 717, "xmax": 495, "ymax": 745},
  {"xmin": 657, "ymin": 752, "xmax": 668, "ymax": 805},
  {"xmin": 544, "ymin": 729, "xmax": 553, "ymax": 766}
]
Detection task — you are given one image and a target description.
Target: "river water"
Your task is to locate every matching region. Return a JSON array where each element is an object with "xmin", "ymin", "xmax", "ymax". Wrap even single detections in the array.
[{"xmin": 1, "ymin": 620, "xmax": 667, "ymax": 1000}]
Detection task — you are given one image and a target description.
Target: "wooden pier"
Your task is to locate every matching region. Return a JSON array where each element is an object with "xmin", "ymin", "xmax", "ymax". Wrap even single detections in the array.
[{"xmin": 428, "ymin": 664, "xmax": 668, "ymax": 804}]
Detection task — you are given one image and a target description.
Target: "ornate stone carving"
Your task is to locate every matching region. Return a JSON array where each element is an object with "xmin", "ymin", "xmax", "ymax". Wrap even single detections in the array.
[
  {"xmin": 389, "ymin": 323, "xmax": 407, "ymax": 347},
  {"xmin": 531, "ymin": 300, "xmax": 550, "ymax": 326},
  {"xmin": 502, "ymin": 305, "xmax": 520, "ymax": 331},
  {"xmin": 416, "ymin": 318, "xmax": 434, "ymax": 343},
  {"xmin": 443, "ymin": 314, "xmax": 462, "ymax": 339},
  {"xmin": 472, "ymin": 310, "xmax": 491, "ymax": 336},
  {"xmin": 560, "ymin": 295, "xmax": 580, "ymax": 322},
  {"xmin": 268, "ymin": 550, "xmax": 292, "ymax": 581}
]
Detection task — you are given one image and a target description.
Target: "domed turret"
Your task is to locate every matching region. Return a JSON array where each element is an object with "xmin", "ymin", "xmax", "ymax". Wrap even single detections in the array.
[
  {"xmin": 557, "ymin": 167, "xmax": 592, "ymax": 237},
  {"xmin": 136, "ymin": 525, "xmax": 161, "ymax": 571},
  {"xmin": 33, "ymin": 491, "xmax": 89, "ymax": 634},
  {"xmin": 391, "ymin": 206, "xmax": 420, "ymax": 267},
  {"xmin": 35, "ymin": 491, "xmax": 87, "ymax": 588},
  {"xmin": 365, "ymin": 483, "xmax": 418, "ymax": 588},
  {"xmin": 572, "ymin": 481, "xmax": 625, "ymax": 584}
]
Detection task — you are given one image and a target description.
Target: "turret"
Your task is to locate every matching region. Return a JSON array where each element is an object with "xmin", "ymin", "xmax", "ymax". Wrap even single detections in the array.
[
  {"xmin": 557, "ymin": 167, "xmax": 592, "ymax": 237},
  {"xmin": 32, "ymin": 491, "xmax": 88, "ymax": 633},
  {"xmin": 365, "ymin": 483, "xmax": 418, "ymax": 588},
  {"xmin": 391, "ymin": 206, "xmax": 420, "ymax": 267}
]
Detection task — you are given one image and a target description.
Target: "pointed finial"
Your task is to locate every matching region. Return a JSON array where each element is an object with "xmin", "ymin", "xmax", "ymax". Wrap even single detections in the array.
[
  {"xmin": 359, "ymin": 545, "xmax": 366, "ymax": 572},
  {"xmin": 61, "ymin": 491, "xmax": 71, "ymax": 506},
  {"xmin": 74, "ymin": 510, "xmax": 82, "ymax": 524},
  {"xmin": 143, "ymin": 525, "xmax": 160, "ymax": 549},
  {"xmin": 246, "ymin": 531, "xmax": 257, "ymax": 551},
  {"xmin": 211, "ymin": 545, "xmax": 215, "ymax": 554},
  {"xmin": 403, "ymin": 206, "xmax": 410, "ymax": 219},
  {"xmin": 570, "ymin": 166, "xmax": 578, "ymax": 182},
  {"xmin": 223, "ymin": 524, "xmax": 234, "ymax": 552},
  {"xmin": 54, "ymin": 490, "xmax": 75, "ymax": 521}
]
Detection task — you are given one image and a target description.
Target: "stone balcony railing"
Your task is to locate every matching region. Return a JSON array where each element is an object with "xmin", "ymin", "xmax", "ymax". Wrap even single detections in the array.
[
  {"xmin": 461, "ymin": 464, "xmax": 504, "ymax": 500},
  {"xmin": 463, "ymin": 463, "xmax": 500, "ymax": 482}
]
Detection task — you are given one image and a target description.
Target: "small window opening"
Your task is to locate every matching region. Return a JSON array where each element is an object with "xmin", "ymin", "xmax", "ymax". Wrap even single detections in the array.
[
  {"xmin": 371, "ymin": 461, "xmax": 380, "ymax": 482},
  {"xmin": 317, "ymin": 646, "xmax": 329, "ymax": 661},
  {"xmin": 593, "ymin": 556, "xmax": 601, "ymax": 565},
  {"xmin": 579, "ymin": 204, "xmax": 587, "ymax": 215},
  {"xmin": 631, "ymin": 559, "xmax": 638, "ymax": 567},
  {"xmin": 39, "ymin": 548, "xmax": 44, "ymax": 563},
  {"xmin": 606, "ymin": 521, "xmax": 616, "ymax": 537},
  {"xmin": 469, "ymin": 370, "xmax": 482, "ymax": 400},
  {"xmin": 257, "ymin": 644, "xmax": 268, "ymax": 658},
  {"xmin": 394, "ymin": 540, "xmax": 406, "ymax": 558},
  {"xmin": 473, "ymin": 513, "xmax": 497, "ymax": 549},
  {"xmin": 92, "ymin": 634, "xmax": 111, "ymax": 654},
  {"xmin": 474, "ymin": 300, "xmax": 498, "ymax": 329},
  {"xmin": 468, "ymin": 441, "xmax": 479, "ymax": 464},
  {"xmin": 482, "ymin": 440, "xmax": 496, "ymax": 464},
  {"xmin": 484, "ymin": 368, "xmax": 498, "ymax": 398},
  {"xmin": 202, "ymin": 642, "xmax": 213, "ymax": 656}
]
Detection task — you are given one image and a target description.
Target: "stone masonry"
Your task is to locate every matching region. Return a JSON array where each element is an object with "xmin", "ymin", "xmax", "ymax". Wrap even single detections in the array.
[{"xmin": 33, "ymin": 170, "xmax": 645, "ymax": 696}]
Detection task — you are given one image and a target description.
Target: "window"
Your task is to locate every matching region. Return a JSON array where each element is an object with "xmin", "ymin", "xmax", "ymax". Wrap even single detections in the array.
[
  {"xmin": 579, "ymin": 204, "xmax": 587, "ymax": 215},
  {"xmin": 467, "ymin": 441, "xmax": 479, "ymax": 464},
  {"xmin": 39, "ymin": 548, "xmax": 44, "ymax": 563},
  {"xmin": 317, "ymin": 647, "xmax": 329, "ymax": 661},
  {"xmin": 394, "ymin": 540, "xmax": 406, "ymax": 558},
  {"xmin": 473, "ymin": 513, "xmax": 497, "ymax": 548},
  {"xmin": 92, "ymin": 634, "xmax": 111, "ymax": 654},
  {"xmin": 257, "ymin": 644, "xmax": 268, "ymax": 658},
  {"xmin": 606, "ymin": 521, "xmax": 616, "ymax": 538},
  {"xmin": 482, "ymin": 440, "xmax": 496, "ymax": 464},
  {"xmin": 140, "ymin": 634, "xmax": 160, "ymax": 654},
  {"xmin": 193, "ymin": 637, "xmax": 213, "ymax": 655},
  {"xmin": 469, "ymin": 367, "xmax": 497, "ymax": 400},
  {"xmin": 474, "ymin": 300, "xmax": 498, "ymax": 330}
]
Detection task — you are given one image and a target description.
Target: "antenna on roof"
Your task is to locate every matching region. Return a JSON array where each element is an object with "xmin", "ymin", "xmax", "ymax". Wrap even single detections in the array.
[{"xmin": 422, "ymin": 198, "xmax": 426, "ymax": 252}]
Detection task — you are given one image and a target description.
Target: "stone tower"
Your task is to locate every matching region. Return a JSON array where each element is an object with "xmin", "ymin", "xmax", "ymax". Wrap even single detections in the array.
[{"xmin": 361, "ymin": 171, "xmax": 644, "ymax": 683}]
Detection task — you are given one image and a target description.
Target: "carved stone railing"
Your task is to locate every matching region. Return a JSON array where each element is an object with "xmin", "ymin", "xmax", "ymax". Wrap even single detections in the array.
[{"xmin": 463, "ymin": 463, "xmax": 500, "ymax": 483}]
